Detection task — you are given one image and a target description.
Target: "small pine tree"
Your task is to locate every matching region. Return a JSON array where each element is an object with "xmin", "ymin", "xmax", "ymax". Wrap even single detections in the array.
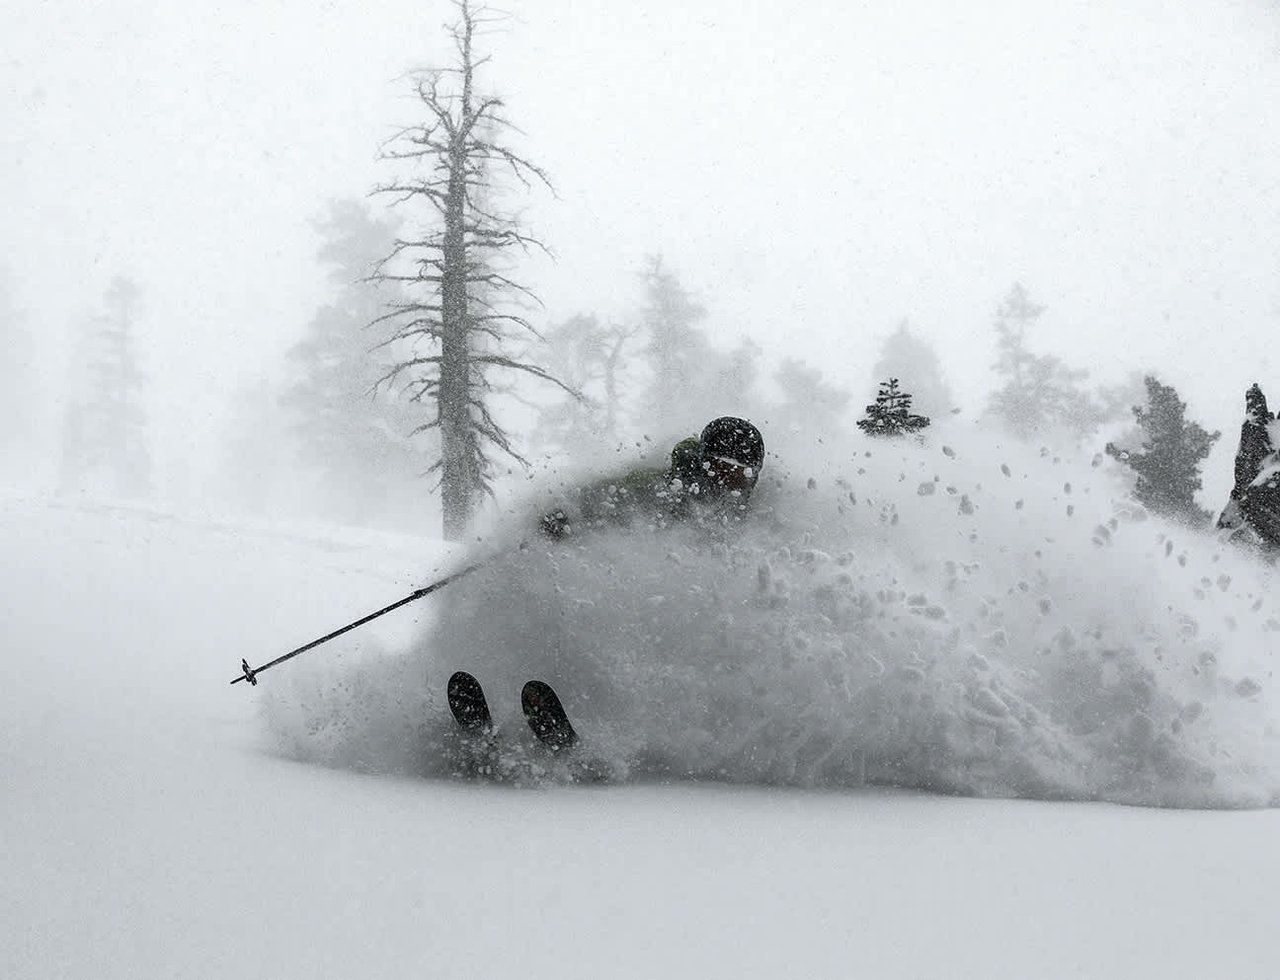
[
  {"xmin": 1105, "ymin": 375, "xmax": 1219, "ymax": 525},
  {"xmin": 857, "ymin": 378, "xmax": 930, "ymax": 438}
]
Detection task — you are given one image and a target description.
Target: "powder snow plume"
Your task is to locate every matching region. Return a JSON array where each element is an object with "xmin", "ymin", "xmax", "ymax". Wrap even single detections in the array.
[{"xmin": 264, "ymin": 421, "xmax": 1280, "ymax": 807}]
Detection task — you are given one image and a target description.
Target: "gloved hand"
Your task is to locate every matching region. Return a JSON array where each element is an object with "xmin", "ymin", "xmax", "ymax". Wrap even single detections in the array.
[{"xmin": 540, "ymin": 510, "xmax": 571, "ymax": 540}]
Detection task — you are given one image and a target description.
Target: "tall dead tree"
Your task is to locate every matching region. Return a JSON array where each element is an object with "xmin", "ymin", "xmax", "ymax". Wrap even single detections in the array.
[{"xmin": 373, "ymin": 0, "xmax": 562, "ymax": 539}]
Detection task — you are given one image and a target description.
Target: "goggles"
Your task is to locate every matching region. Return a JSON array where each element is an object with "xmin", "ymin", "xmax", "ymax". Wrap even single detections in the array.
[{"xmin": 702, "ymin": 455, "xmax": 757, "ymax": 493}]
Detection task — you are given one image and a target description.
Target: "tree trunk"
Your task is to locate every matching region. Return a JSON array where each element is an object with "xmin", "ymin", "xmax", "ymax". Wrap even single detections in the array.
[{"xmin": 438, "ymin": 141, "xmax": 473, "ymax": 540}]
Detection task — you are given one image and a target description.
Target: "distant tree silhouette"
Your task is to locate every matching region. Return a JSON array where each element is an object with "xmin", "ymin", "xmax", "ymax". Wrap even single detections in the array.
[
  {"xmin": 60, "ymin": 277, "xmax": 152, "ymax": 499},
  {"xmin": 871, "ymin": 320, "xmax": 954, "ymax": 420},
  {"xmin": 857, "ymin": 378, "xmax": 930, "ymax": 438},
  {"xmin": 774, "ymin": 357, "xmax": 851, "ymax": 437},
  {"xmin": 637, "ymin": 255, "xmax": 712, "ymax": 433},
  {"xmin": 532, "ymin": 313, "xmax": 637, "ymax": 456},
  {"xmin": 282, "ymin": 200, "xmax": 429, "ymax": 528},
  {"xmin": 635, "ymin": 255, "xmax": 763, "ymax": 437},
  {"xmin": 985, "ymin": 283, "xmax": 1104, "ymax": 439},
  {"xmin": 1106, "ymin": 375, "xmax": 1219, "ymax": 525}
]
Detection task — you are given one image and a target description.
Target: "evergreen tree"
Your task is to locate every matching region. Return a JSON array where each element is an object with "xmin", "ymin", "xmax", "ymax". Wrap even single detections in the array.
[
  {"xmin": 985, "ymin": 283, "xmax": 1104, "ymax": 440},
  {"xmin": 857, "ymin": 378, "xmax": 930, "ymax": 438},
  {"xmin": 1105, "ymin": 375, "xmax": 1219, "ymax": 525},
  {"xmin": 703, "ymin": 338, "xmax": 762, "ymax": 416},
  {"xmin": 282, "ymin": 200, "xmax": 429, "ymax": 529},
  {"xmin": 60, "ymin": 277, "xmax": 152, "ymax": 498},
  {"xmin": 637, "ymin": 255, "xmax": 713, "ymax": 434},
  {"xmin": 1217, "ymin": 383, "xmax": 1280, "ymax": 548},
  {"xmin": 372, "ymin": 0, "xmax": 565, "ymax": 540},
  {"xmin": 871, "ymin": 320, "xmax": 954, "ymax": 420}
]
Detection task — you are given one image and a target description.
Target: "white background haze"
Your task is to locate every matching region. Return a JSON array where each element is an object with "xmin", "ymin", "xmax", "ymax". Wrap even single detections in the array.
[{"xmin": 5, "ymin": 0, "xmax": 1280, "ymax": 506}]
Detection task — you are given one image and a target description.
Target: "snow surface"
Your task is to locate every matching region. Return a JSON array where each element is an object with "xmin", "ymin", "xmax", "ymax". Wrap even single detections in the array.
[{"xmin": 5, "ymin": 428, "xmax": 1280, "ymax": 978}]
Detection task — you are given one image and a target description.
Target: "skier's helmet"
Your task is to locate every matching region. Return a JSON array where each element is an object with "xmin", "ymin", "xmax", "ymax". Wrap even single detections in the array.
[
  {"xmin": 700, "ymin": 417, "xmax": 764, "ymax": 469},
  {"xmin": 698, "ymin": 417, "xmax": 764, "ymax": 494}
]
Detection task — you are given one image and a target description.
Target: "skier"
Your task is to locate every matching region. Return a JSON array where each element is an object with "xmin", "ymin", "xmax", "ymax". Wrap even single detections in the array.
[
  {"xmin": 538, "ymin": 415, "xmax": 766, "ymax": 540},
  {"xmin": 448, "ymin": 416, "xmax": 767, "ymax": 762}
]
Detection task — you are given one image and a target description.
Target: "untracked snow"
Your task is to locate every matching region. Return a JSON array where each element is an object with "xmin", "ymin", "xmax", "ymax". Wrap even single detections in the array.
[{"xmin": 267, "ymin": 422, "xmax": 1280, "ymax": 808}]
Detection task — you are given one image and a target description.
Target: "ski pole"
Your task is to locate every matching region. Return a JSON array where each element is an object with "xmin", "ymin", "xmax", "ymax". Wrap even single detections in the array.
[{"xmin": 230, "ymin": 562, "xmax": 483, "ymax": 687}]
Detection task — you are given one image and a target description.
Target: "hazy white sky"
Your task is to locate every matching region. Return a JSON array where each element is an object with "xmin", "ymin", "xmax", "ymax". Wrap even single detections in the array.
[{"xmin": 5, "ymin": 0, "xmax": 1280, "ymax": 491}]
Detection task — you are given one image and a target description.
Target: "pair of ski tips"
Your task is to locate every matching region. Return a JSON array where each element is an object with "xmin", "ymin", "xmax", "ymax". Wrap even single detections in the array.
[{"xmin": 447, "ymin": 670, "xmax": 578, "ymax": 752}]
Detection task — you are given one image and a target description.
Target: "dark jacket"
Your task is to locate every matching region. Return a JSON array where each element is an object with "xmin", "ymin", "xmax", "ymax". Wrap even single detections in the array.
[{"xmin": 542, "ymin": 436, "xmax": 742, "ymax": 538}]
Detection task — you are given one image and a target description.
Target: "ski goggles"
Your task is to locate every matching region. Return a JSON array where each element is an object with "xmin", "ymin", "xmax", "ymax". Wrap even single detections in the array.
[{"xmin": 702, "ymin": 455, "xmax": 757, "ymax": 493}]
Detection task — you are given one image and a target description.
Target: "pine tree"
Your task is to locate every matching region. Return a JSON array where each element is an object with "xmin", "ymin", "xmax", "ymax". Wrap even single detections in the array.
[
  {"xmin": 637, "ymin": 255, "xmax": 712, "ymax": 434},
  {"xmin": 1217, "ymin": 383, "xmax": 1280, "ymax": 548},
  {"xmin": 61, "ymin": 277, "xmax": 152, "ymax": 498},
  {"xmin": 1105, "ymin": 375, "xmax": 1219, "ymax": 525},
  {"xmin": 986, "ymin": 283, "xmax": 1104, "ymax": 440},
  {"xmin": 703, "ymin": 338, "xmax": 762, "ymax": 416},
  {"xmin": 857, "ymin": 378, "xmax": 930, "ymax": 438},
  {"xmin": 282, "ymin": 199, "xmax": 429, "ymax": 529}
]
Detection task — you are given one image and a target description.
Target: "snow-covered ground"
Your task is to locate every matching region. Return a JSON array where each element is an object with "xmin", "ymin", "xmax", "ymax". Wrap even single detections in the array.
[{"xmin": 5, "ymin": 434, "xmax": 1280, "ymax": 979}]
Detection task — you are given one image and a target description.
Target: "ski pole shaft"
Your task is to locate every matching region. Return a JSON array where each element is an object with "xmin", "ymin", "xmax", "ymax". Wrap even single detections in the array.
[{"xmin": 230, "ymin": 562, "xmax": 483, "ymax": 687}]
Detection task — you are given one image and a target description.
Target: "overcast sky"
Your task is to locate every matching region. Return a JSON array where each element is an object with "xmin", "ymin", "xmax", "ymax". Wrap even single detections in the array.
[{"xmin": 5, "ymin": 0, "xmax": 1280, "ymax": 494}]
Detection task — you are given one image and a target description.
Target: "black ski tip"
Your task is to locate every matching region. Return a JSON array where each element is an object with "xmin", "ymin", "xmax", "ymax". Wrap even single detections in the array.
[
  {"xmin": 521, "ymin": 679, "xmax": 578, "ymax": 751},
  {"xmin": 447, "ymin": 670, "xmax": 493, "ymax": 732}
]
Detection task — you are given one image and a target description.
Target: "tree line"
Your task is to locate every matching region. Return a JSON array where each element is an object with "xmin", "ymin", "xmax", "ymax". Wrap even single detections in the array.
[{"xmin": 21, "ymin": 0, "xmax": 1228, "ymax": 542}]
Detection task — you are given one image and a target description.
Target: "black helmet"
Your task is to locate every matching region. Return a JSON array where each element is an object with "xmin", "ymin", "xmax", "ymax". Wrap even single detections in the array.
[{"xmin": 699, "ymin": 417, "xmax": 764, "ymax": 471}]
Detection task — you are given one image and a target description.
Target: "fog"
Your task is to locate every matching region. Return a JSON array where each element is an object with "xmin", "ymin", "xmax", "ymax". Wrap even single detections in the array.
[{"xmin": 4, "ymin": 0, "xmax": 1280, "ymax": 528}]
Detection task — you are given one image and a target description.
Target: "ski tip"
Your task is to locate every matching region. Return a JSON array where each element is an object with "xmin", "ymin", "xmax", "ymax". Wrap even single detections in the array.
[
  {"xmin": 521, "ymin": 679, "xmax": 578, "ymax": 751},
  {"xmin": 447, "ymin": 670, "xmax": 493, "ymax": 732}
]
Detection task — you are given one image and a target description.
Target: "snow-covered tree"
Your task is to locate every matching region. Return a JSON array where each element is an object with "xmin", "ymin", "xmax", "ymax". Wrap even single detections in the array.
[
  {"xmin": 871, "ymin": 320, "xmax": 954, "ymax": 420},
  {"xmin": 1106, "ymin": 376, "xmax": 1219, "ymax": 525},
  {"xmin": 985, "ymin": 283, "xmax": 1104, "ymax": 440},
  {"xmin": 1216, "ymin": 383, "xmax": 1280, "ymax": 548},
  {"xmin": 60, "ymin": 277, "xmax": 152, "ymax": 499},
  {"xmin": 773, "ymin": 357, "xmax": 851, "ymax": 437},
  {"xmin": 857, "ymin": 378, "xmax": 930, "ymax": 438},
  {"xmin": 282, "ymin": 200, "xmax": 429, "ymax": 528},
  {"xmin": 372, "ymin": 0, "xmax": 565, "ymax": 540}
]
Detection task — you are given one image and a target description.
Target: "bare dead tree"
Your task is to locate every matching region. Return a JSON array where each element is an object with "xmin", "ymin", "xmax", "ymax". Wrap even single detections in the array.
[{"xmin": 372, "ymin": 0, "xmax": 563, "ymax": 539}]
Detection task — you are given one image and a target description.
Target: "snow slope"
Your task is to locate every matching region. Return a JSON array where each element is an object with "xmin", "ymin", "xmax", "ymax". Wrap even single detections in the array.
[{"xmin": 3, "ymin": 478, "xmax": 1280, "ymax": 980}]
